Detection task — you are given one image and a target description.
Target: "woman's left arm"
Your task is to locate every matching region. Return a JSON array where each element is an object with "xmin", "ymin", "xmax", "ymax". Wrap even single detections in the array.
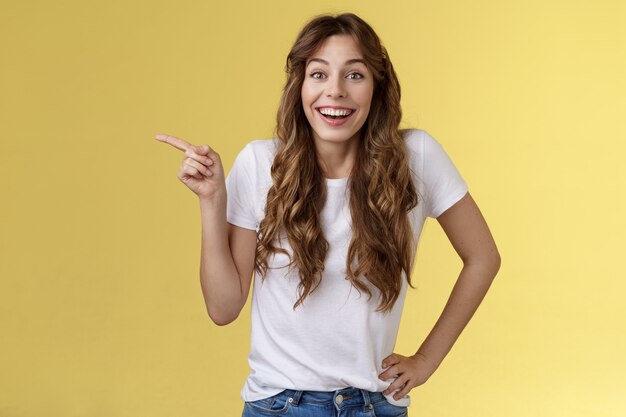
[{"xmin": 379, "ymin": 191, "xmax": 501, "ymax": 400}]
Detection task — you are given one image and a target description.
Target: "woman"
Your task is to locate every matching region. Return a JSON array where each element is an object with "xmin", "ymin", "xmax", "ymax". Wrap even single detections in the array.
[{"xmin": 155, "ymin": 12, "xmax": 500, "ymax": 417}]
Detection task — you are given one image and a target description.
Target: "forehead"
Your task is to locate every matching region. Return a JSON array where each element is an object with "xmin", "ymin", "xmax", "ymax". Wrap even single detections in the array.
[{"xmin": 306, "ymin": 34, "xmax": 365, "ymax": 66}]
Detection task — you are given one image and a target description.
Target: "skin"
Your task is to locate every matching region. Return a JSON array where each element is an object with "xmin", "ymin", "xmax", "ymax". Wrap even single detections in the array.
[
  {"xmin": 155, "ymin": 33, "xmax": 501, "ymax": 403},
  {"xmin": 378, "ymin": 192, "xmax": 501, "ymax": 399},
  {"xmin": 301, "ymin": 34, "xmax": 374, "ymax": 178},
  {"xmin": 154, "ymin": 133, "xmax": 257, "ymax": 327}
]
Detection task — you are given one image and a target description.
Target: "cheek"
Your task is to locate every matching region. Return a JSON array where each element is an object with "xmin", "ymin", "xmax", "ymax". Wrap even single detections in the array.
[
  {"xmin": 300, "ymin": 94, "xmax": 314, "ymax": 121},
  {"xmin": 300, "ymin": 92, "xmax": 311, "ymax": 111},
  {"xmin": 301, "ymin": 86, "xmax": 316, "ymax": 106},
  {"xmin": 301, "ymin": 85, "xmax": 318, "ymax": 116},
  {"xmin": 353, "ymin": 82, "xmax": 374, "ymax": 106},
  {"xmin": 301, "ymin": 80, "xmax": 312, "ymax": 97},
  {"xmin": 356, "ymin": 93, "xmax": 374, "ymax": 114}
]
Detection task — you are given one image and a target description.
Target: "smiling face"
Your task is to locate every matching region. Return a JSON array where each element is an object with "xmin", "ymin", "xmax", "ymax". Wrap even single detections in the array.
[{"xmin": 301, "ymin": 34, "xmax": 375, "ymax": 149}]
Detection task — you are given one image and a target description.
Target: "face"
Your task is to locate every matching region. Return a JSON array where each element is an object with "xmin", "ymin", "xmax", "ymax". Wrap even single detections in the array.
[{"xmin": 301, "ymin": 34, "xmax": 374, "ymax": 148}]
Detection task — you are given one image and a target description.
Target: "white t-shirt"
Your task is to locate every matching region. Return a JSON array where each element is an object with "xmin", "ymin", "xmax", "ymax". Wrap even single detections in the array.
[{"xmin": 225, "ymin": 128, "xmax": 468, "ymax": 407}]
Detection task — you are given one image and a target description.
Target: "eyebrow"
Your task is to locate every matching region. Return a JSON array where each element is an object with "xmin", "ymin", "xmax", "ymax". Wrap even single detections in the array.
[{"xmin": 306, "ymin": 58, "xmax": 367, "ymax": 67}]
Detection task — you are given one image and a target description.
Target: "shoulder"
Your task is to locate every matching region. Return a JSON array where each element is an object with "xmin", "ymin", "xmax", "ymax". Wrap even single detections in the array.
[
  {"xmin": 400, "ymin": 128, "xmax": 427, "ymax": 163},
  {"xmin": 400, "ymin": 128, "xmax": 439, "ymax": 149},
  {"xmin": 232, "ymin": 138, "xmax": 278, "ymax": 170},
  {"xmin": 230, "ymin": 138, "xmax": 278, "ymax": 186},
  {"xmin": 238, "ymin": 138, "xmax": 279, "ymax": 162},
  {"xmin": 244, "ymin": 137, "xmax": 279, "ymax": 152},
  {"xmin": 400, "ymin": 128, "xmax": 452, "ymax": 166}
]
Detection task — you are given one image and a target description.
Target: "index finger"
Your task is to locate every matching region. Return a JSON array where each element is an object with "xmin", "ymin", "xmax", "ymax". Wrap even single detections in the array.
[{"xmin": 154, "ymin": 133, "xmax": 194, "ymax": 152}]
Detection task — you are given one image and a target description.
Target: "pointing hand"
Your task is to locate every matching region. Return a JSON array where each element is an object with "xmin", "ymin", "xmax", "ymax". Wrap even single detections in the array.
[{"xmin": 155, "ymin": 133, "xmax": 226, "ymax": 200}]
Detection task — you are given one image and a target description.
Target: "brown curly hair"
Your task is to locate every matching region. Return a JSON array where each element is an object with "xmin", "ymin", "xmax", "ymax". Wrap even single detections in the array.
[{"xmin": 254, "ymin": 12, "xmax": 420, "ymax": 313}]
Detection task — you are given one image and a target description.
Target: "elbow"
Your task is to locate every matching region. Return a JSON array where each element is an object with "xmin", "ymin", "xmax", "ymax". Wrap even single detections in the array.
[
  {"xmin": 463, "ymin": 250, "xmax": 501, "ymax": 278},
  {"xmin": 490, "ymin": 250, "xmax": 502, "ymax": 277},
  {"xmin": 211, "ymin": 316, "xmax": 236, "ymax": 326},
  {"xmin": 207, "ymin": 307, "xmax": 240, "ymax": 326}
]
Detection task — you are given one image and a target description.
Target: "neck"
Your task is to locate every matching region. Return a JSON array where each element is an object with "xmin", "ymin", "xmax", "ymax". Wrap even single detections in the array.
[{"xmin": 313, "ymin": 132, "xmax": 360, "ymax": 179}]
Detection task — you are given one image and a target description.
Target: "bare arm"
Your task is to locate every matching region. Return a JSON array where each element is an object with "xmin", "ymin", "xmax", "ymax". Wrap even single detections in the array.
[
  {"xmin": 199, "ymin": 195, "xmax": 257, "ymax": 326},
  {"xmin": 415, "ymin": 191, "xmax": 501, "ymax": 372},
  {"xmin": 379, "ymin": 191, "xmax": 501, "ymax": 399},
  {"xmin": 154, "ymin": 133, "xmax": 257, "ymax": 326}
]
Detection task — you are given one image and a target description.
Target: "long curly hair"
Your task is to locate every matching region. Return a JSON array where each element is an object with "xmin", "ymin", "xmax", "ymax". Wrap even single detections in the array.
[{"xmin": 254, "ymin": 12, "xmax": 420, "ymax": 314}]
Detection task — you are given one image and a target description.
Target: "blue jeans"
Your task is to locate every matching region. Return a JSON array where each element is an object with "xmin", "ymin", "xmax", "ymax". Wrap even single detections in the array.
[{"xmin": 242, "ymin": 386, "xmax": 408, "ymax": 417}]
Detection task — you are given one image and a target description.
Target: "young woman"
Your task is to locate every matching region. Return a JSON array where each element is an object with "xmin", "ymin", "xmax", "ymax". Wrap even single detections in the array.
[{"xmin": 156, "ymin": 12, "xmax": 500, "ymax": 417}]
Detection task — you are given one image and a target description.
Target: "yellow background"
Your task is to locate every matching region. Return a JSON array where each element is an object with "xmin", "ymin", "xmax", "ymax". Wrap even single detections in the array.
[{"xmin": 1, "ymin": 0, "xmax": 624, "ymax": 416}]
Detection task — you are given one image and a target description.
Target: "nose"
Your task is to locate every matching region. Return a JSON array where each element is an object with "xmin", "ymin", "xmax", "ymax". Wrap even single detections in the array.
[{"xmin": 326, "ymin": 76, "xmax": 346, "ymax": 98}]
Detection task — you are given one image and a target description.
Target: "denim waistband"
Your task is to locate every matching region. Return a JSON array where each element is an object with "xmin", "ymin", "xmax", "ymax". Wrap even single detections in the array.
[{"xmin": 279, "ymin": 387, "xmax": 386, "ymax": 407}]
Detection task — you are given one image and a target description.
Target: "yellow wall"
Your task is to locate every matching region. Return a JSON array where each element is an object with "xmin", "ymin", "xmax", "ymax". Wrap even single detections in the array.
[{"xmin": 1, "ymin": 0, "xmax": 624, "ymax": 416}]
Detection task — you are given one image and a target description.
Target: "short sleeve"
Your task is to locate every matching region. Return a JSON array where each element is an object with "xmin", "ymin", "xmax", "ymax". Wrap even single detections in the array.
[
  {"xmin": 225, "ymin": 144, "xmax": 258, "ymax": 231},
  {"xmin": 422, "ymin": 131, "xmax": 469, "ymax": 218}
]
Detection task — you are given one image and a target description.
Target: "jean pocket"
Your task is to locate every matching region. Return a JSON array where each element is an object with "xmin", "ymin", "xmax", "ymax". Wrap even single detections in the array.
[
  {"xmin": 371, "ymin": 398, "xmax": 408, "ymax": 417},
  {"xmin": 245, "ymin": 390, "xmax": 292, "ymax": 415}
]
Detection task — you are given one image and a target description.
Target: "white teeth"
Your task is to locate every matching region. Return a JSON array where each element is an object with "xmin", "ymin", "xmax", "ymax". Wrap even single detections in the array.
[{"xmin": 319, "ymin": 108, "xmax": 353, "ymax": 116}]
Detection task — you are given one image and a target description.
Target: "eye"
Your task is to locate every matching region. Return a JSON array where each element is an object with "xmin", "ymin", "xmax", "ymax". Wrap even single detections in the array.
[
  {"xmin": 309, "ymin": 71, "xmax": 325, "ymax": 79},
  {"xmin": 347, "ymin": 72, "xmax": 364, "ymax": 80}
]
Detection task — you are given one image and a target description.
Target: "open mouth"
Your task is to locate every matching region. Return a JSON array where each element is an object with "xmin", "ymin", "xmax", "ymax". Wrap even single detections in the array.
[
  {"xmin": 317, "ymin": 110, "xmax": 352, "ymax": 119},
  {"xmin": 315, "ymin": 108, "xmax": 355, "ymax": 124}
]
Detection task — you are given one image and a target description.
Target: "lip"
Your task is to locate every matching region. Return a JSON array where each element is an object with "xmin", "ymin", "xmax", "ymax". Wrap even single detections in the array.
[{"xmin": 316, "ymin": 107, "xmax": 355, "ymax": 127}]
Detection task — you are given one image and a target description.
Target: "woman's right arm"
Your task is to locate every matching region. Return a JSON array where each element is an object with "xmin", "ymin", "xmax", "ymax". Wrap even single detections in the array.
[
  {"xmin": 155, "ymin": 133, "xmax": 256, "ymax": 326},
  {"xmin": 199, "ymin": 194, "xmax": 257, "ymax": 326}
]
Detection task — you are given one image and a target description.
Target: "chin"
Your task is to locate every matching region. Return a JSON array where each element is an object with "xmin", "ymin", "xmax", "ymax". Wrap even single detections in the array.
[{"xmin": 316, "ymin": 131, "xmax": 358, "ymax": 143}]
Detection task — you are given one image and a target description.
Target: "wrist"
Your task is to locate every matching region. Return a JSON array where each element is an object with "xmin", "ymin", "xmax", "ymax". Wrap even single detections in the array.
[
  {"xmin": 199, "ymin": 192, "xmax": 226, "ymax": 207},
  {"xmin": 413, "ymin": 350, "xmax": 440, "ymax": 374}
]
